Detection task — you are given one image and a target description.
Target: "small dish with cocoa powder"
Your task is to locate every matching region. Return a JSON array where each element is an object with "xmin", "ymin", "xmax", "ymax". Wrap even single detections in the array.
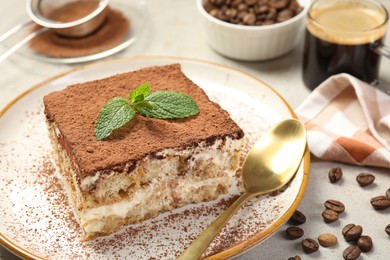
[
  {"xmin": 29, "ymin": 0, "xmax": 147, "ymax": 63},
  {"xmin": 197, "ymin": 0, "xmax": 309, "ymax": 61},
  {"xmin": 1, "ymin": 0, "xmax": 147, "ymax": 64}
]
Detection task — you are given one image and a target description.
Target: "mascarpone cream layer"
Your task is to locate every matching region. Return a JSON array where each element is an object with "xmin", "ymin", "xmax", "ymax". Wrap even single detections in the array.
[{"xmin": 82, "ymin": 176, "xmax": 229, "ymax": 233}]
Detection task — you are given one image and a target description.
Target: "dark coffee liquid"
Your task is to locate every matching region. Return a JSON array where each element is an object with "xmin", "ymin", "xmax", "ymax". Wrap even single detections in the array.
[
  {"xmin": 301, "ymin": 0, "xmax": 388, "ymax": 90},
  {"xmin": 302, "ymin": 29, "xmax": 383, "ymax": 90}
]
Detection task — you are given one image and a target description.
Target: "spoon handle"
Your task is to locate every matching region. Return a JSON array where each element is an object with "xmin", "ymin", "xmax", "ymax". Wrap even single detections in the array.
[
  {"xmin": 0, "ymin": 27, "xmax": 47, "ymax": 63},
  {"xmin": 0, "ymin": 21, "xmax": 33, "ymax": 44},
  {"xmin": 177, "ymin": 192, "xmax": 257, "ymax": 260}
]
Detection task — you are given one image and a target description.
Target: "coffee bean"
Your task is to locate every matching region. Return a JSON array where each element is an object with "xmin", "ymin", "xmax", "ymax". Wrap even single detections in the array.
[
  {"xmin": 342, "ymin": 224, "xmax": 363, "ymax": 241},
  {"xmin": 225, "ymin": 8, "xmax": 238, "ymax": 18},
  {"xmin": 290, "ymin": 0, "xmax": 303, "ymax": 14},
  {"xmin": 245, "ymin": 0, "xmax": 257, "ymax": 6},
  {"xmin": 385, "ymin": 224, "xmax": 390, "ymax": 236},
  {"xmin": 343, "ymin": 245, "xmax": 361, "ymax": 260},
  {"xmin": 286, "ymin": 226, "xmax": 304, "ymax": 239},
  {"xmin": 370, "ymin": 196, "xmax": 390, "ymax": 210},
  {"xmin": 256, "ymin": 5, "xmax": 269, "ymax": 14},
  {"xmin": 242, "ymin": 13, "xmax": 256, "ymax": 25},
  {"xmin": 324, "ymin": 199, "xmax": 345, "ymax": 213},
  {"xmin": 237, "ymin": 3, "xmax": 248, "ymax": 11},
  {"xmin": 270, "ymin": 0, "xmax": 289, "ymax": 10},
  {"xmin": 210, "ymin": 0, "xmax": 224, "ymax": 5},
  {"xmin": 262, "ymin": 20, "xmax": 275, "ymax": 25},
  {"xmin": 287, "ymin": 256, "xmax": 301, "ymax": 260},
  {"xmin": 328, "ymin": 167, "xmax": 343, "ymax": 183},
  {"xmin": 357, "ymin": 235, "xmax": 373, "ymax": 252},
  {"xmin": 204, "ymin": 0, "xmax": 303, "ymax": 26},
  {"xmin": 301, "ymin": 238, "xmax": 319, "ymax": 253},
  {"xmin": 356, "ymin": 172, "xmax": 375, "ymax": 186},
  {"xmin": 276, "ymin": 9, "xmax": 293, "ymax": 22},
  {"xmin": 386, "ymin": 187, "xmax": 390, "ymax": 197},
  {"xmin": 266, "ymin": 7, "xmax": 277, "ymax": 20},
  {"xmin": 318, "ymin": 233, "xmax": 337, "ymax": 247},
  {"xmin": 289, "ymin": 210, "xmax": 306, "ymax": 225},
  {"xmin": 322, "ymin": 209, "xmax": 339, "ymax": 223}
]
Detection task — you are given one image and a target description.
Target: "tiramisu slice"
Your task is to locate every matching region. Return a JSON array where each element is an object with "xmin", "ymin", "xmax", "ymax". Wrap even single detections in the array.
[{"xmin": 43, "ymin": 64, "xmax": 245, "ymax": 240}]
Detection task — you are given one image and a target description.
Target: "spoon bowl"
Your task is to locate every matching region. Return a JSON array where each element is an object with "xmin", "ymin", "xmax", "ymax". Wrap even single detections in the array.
[
  {"xmin": 178, "ymin": 119, "xmax": 307, "ymax": 259},
  {"xmin": 243, "ymin": 119, "xmax": 306, "ymax": 194}
]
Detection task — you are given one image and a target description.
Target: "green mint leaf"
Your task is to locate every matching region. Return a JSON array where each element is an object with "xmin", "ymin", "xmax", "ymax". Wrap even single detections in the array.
[
  {"xmin": 95, "ymin": 83, "xmax": 201, "ymax": 140},
  {"xmin": 134, "ymin": 91, "xmax": 200, "ymax": 119},
  {"xmin": 129, "ymin": 82, "xmax": 151, "ymax": 104},
  {"xmin": 95, "ymin": 97, "xmax": 136, "ymax": 140}
]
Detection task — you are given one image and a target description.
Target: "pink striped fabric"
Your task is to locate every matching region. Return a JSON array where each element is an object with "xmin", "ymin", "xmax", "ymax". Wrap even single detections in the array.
[{"xmin": 296, "ymin": 74, "xmax": 390, "ymax": 168}]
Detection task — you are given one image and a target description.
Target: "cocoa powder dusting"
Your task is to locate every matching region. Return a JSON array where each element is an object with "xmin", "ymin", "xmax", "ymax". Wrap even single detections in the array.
[
  {"xmin": 29, "ymin": 7, "xmax": 129, "ymax": 58},
  {"xmin": 43, "ymin": 64, "xmax": 244, "ymax": 179}
]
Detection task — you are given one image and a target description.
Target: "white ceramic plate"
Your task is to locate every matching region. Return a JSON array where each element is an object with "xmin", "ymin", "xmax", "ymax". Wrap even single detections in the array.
[{"xmin": 0, "ymin": 57, "xmax": 309, "ymax": 259}]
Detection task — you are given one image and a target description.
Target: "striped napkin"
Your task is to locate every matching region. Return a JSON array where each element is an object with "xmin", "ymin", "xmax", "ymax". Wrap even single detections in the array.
[{"xmin": 296, "ymin": 73, "xmax": 390, "ymax": 168}]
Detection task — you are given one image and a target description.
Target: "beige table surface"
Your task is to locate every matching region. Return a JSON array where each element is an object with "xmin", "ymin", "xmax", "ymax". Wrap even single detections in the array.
[{"xmin": 1, "ymin": 0, "xmax": 390, "ymax": 259}]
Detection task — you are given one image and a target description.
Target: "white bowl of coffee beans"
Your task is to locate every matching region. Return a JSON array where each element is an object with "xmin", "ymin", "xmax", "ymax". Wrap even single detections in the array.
[{"xmin": 197, "ymin": 0, "xmax": 308, "ymax": 61}]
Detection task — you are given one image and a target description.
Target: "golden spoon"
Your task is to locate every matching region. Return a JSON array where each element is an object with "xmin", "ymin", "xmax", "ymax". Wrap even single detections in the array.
[{"xmin": 178, "ymin": 119, "xmax": 307, "ymax": 259}]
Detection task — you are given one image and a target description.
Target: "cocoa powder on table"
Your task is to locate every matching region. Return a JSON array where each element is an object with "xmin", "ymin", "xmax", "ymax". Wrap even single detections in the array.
[{"xmin": 29, "ymin": 7, "xmax": 130, "ymax": 58}]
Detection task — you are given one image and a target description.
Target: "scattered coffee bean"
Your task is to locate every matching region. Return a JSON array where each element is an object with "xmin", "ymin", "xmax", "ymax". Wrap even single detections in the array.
[
  {"xmin": 370, "ymin": 196, "xmax": 390, "ymax": 210},
  {"xmin": 279, "ymin": 165, "xmax": 386, "ymax": 257},
  {"xmin": 286, "ymin": 226, "xmax": 304, "ymax": 239},
  {"xmin": 289, "ymin": 210, "xmax": 306, "ymax": 225},
  {"xmin": 343, "ymin": 245, "xmax": 361, "ymax": 260},
  {"xmin": 356, "ymin": 172, "xmax": 375, "ymax": 186},
  {"xmin": 342, "ymin": 224, "xmax": 363, "ymax": 241},
  {"xmin": 287, "ymin": 256, "xmax": 301, "ymax": 260},
  {"xmin": 324, "ymin": 199, "xmax": 345, "ymax": 213},
  {"xmin": 318, "ymin": 233, "xmax": 337, "ymax": 247},
  {"xmin": 301, "ymin": 238, "xmax": 319, "ymax": 253},
  {"xmin": 328, "ymin": 167, "xmax": 343, "ymax": 183},
  {"xmin": 204, "ymin": 0, "xmax": 303, "ymax": 26},
  {"xmin": 322, "ymin": 209, "xmax": 339, "ymax": 223},
  {"xmin": 357, "ymin": 235, "xmax": 373, "ymax": 252},
  {"xmin": 385, "ymin": 224, "xmax": 390, "ymax": 236}
]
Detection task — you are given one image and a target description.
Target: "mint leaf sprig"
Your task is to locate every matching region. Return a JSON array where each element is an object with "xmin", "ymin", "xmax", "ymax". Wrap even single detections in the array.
[{"xmin": 95, "ymin": 83, "xmax": 200, "ymax": 140}]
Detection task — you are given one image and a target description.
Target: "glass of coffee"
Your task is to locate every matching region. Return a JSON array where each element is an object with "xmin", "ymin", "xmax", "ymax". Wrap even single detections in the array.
[{"xmin": 302, "ymin": 0, "xmax": 390, "ymax": 90}]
